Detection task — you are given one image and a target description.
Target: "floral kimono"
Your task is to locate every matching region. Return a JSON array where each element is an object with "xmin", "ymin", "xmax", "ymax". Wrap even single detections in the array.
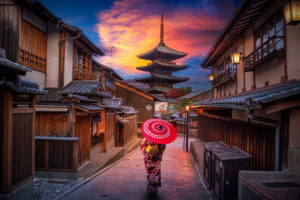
[{"xmin": 141, "ymin": 138, "xmax": 166, "ymax": 194}]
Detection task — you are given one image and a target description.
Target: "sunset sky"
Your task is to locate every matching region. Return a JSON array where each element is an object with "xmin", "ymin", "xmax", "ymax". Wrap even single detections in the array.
[{"xmin": 41, "ymin": 0, "xmax": 241, "ymax": 90}]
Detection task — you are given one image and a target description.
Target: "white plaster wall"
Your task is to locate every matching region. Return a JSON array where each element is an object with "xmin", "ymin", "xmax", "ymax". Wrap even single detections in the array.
[
  {"xmin": 236, "ymin": 37, "xmax": 244, "ymax": 93},
  {"xmin": 23, "ymin": 69, "xmax": 46, "ymax": 89},
  {"xmin": 64, "ymin": 33, "xmax": 74, "ymax": 86},
  {"xmin": 225, "ymin": 81, "xmax": 236, "ymax": 96},
  {"xmin": 46, "ymin": 22, "xmax": 59, "ymax": 88},
  {"xmin": 286, "ymin": 24, "xmax": 300, "ymax": 81},
  {"xmin": 243, "ymin": 28, "xmax": 254, "ymax": 91},
  {"xmin": 255, "ymin": 58, "xmax": 284, "ymax": 89}
]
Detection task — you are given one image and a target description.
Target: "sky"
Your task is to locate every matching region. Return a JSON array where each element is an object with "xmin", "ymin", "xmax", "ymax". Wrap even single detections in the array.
[{"xmin": 41, "ymin": 0, "xmax": 242, "ymax": 91}]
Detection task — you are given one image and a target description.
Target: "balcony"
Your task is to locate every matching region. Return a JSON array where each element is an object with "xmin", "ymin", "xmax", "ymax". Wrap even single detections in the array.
[
  {"xmin": 245, "ymin": 36, "xmax": 285, "ymax": 71},
  {"xmin": 212, "ymin": 69, "xmax": 237, "ymax": 87},
  {"xmin": 73, "ymin": 65, "xmax": 96, "ymax": 80}
]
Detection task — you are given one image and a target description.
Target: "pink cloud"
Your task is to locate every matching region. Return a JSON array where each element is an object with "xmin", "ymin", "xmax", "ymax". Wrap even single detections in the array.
[{"xmin": 96, "ymin": 0, "xmax": 235, "ymax": 77}]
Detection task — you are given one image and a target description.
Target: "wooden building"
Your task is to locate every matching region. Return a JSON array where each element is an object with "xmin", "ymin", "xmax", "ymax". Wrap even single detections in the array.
[
  {"xmin": 178, "ymin": 89, "xmax": 212, "ymax": 102},
  {"xmin": 136, "ymin": 14, "xmax": 189, "ymax": 95},
  {"xmin": 192, "ymin": 0, "xmax": 300, "ymax": 177},
  {"xmin": 0, "ymin": 48, "xmax": 46, "ymax": 199}
]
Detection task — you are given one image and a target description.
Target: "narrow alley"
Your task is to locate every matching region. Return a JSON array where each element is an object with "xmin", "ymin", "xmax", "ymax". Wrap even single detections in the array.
[{"xmin": 62, "ymin": 137, "xmax": 211, "ymax": 200}]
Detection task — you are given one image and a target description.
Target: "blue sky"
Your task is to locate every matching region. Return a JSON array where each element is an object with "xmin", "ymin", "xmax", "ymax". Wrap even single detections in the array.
[{"xmin": 41, "ymin": 0, "xmax": 241, "ymax": 91}]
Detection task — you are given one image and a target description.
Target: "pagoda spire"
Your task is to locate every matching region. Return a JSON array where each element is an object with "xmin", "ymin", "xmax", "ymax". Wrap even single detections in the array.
[{"xmin": 160, "ymin": 14, "xmax": 164, "ymax": 44}]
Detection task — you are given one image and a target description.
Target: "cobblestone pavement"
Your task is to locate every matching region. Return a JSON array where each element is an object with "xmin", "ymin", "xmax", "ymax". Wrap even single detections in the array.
[
  {"xmin": 63, "ymin": 136, "xmax": 211, "ymax": 200},
  {"xmin": 33, "ymin": 177, "xmax": 82, "ymax": 200}
]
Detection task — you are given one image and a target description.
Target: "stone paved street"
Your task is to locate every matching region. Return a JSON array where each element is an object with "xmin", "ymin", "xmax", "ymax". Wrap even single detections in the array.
[{"xmin": 63, "ymin": 136, "xmax": 211, "ymax": 200}]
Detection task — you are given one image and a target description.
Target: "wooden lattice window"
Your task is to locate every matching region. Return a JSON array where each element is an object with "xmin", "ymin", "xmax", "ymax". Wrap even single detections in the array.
[{"xmin": 19, "ymin": 20, "xmax": 47, "ymax": 72}]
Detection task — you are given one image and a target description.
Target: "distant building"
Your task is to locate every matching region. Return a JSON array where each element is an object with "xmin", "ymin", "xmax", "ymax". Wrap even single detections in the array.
[
  {"xmin": 135, "ymin": 14, "xmax": 189, "ymax": 96},
  {"xmin": 178, "ymin": 89, "xmax": 212, "ymax": 102}
]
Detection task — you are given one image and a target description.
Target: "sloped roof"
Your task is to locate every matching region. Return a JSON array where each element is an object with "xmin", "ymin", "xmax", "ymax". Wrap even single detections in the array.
[
  {"xmin": 0, "ymin": 79, "xmax": 47, "ymax": 95},
  {"xmin": 192, "ymin": 81, "xmax": 300, "ymax": 109},
  {"xmin": 103, "ymin": 98, "xmax": 123, "ymax": 109},
  {"xmin": 135, "ymin": 73, "xmax": 189, "ymax": 83},
  {"xmin": 178, "ymin": 89, "xmax": 212, "ymax": 100},
  {"xmin": 75, "ymin": 104, "xmax": 104, "ymax": 112},
  {"xmin": 138, "ymin": 43, "xmax": 187, "ymax": 61},
  {"xmin": 202, "ymin": 0, "xmax": 271, "ymax": 67},
  {"xmin": 0, "ymin": 49, "xmax": 31, "ymax": 75},
  {"xmin": 137, "ymin": 60, "xmax": 187, "ymax": 72},
  {"xmin": 61, "ymin": 80, "xmax": 111, "ymax": 98},
  {"xmin": 60, "ymin": 23, "xmax": 104, "ymax": 56},
  {"xmin": 92, "ymin": 60, "xmax": 123, "ymax": 80}
]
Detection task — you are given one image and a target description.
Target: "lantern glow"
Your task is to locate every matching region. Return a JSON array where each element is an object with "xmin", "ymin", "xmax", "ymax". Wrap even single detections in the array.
[
  {"xmin": 185, "ymin": 105, "xmax": 190, "ymax": 112},
  {"xmin": 208, "ymin": 74, "xmax": 214, "ymax": 82},
  {"xmin": 231, "ymin": 52, "xmax": 241, "ymax": 64},
  {"xmin": 284, "ymin": 0, "xmax": 300, "ymax": 25}
]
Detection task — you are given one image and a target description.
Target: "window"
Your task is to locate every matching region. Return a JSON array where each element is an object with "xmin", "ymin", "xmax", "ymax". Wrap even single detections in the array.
[
  {"xmin": 254, "ymin": 14, "xmax": 284, "ymax": 53},
  {"xmin": 73, "ymin": 47, "xmax": 92, "ymax": 80}
]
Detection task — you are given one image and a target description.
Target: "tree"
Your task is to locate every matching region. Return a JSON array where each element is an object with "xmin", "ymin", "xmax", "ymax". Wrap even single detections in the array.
[{"xmin": 176, "ymin": 98, "xmax": 192, "ymax": 111}]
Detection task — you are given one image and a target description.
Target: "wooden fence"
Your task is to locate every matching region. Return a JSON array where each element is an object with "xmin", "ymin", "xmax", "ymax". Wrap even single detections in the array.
[
  {"xmin": 12, "ymin": 111, "xmax": 34, "ymax": 186},
  {"xmin": 121, "ymin": 115, "xmax": 137, "ymax": 146},
  {"xmin": 106, "ymin": 113, "xmax": 115, "ymax": 142},
  {"xmin": 197, "ymin": 115, "xmax": 275, "ymax": 170},
  {"xmin": 35, "ymin": 137, "xmax": 78, "ymax": 171}
]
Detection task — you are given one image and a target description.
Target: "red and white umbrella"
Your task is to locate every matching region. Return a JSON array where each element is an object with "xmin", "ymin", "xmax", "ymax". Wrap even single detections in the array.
[{"xmin": 141, "ymin": 119, "xmax": 177, "ymax": 144}]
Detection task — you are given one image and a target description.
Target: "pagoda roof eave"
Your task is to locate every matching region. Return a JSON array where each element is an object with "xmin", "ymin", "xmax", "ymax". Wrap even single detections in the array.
[
  {"xmin": 135, "ymin": 73, "xmax": 189, "ymax": 83},
  {"xmin": 137, "ymin": 43, "xmax": 187, "ymax": 61},
  {"xmin": 136, "ymin": 61, "xmax": 188, "ymax": 72}
]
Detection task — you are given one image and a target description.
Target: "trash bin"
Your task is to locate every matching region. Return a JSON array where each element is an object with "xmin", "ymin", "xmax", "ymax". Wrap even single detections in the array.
[
  {"xmin": 203, "ymin": 141, "xmax": 230, "ymax": 189},
  {"xmin": 212, "ymin": 146, "xmax": 252, "ymax": 200}
]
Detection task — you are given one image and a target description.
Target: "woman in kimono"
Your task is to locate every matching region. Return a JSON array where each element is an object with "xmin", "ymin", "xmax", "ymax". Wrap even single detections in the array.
[{"xmin": 141, "ymin": 138, "xmax": 166, "ymax": 195}]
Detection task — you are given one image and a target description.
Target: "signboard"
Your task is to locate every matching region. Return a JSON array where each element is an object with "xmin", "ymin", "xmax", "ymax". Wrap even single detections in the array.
[
  {"xmin": 155, "ymin": 102, "xmax": 168, "ymax": 113},
  {"xmin": 145, "ymin": 104, "xmax": 152, "ymax": 111}
]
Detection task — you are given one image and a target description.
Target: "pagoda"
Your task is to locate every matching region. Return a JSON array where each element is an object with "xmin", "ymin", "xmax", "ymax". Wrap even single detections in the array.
[{"xmin": 136, "ymin": 14, "xmax": 189, "ymax": 95}]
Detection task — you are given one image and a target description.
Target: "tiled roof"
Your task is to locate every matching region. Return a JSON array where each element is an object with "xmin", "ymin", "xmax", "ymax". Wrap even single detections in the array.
[
  {"xmin": 192, "ymin": 81, "xmax": 300, "ymax": 109},
  {"xmin": 0, "ymin": 79, "xmax": 46, "ymax": 95},
  {"xmin": 138, "ymin": 43, "xmax": 187, "ymax": 60},
  {"xmin": 92, "ymin": 60, "xmax": 123, "ymax": 80},
  {"xmin": 136, "ymin": 73, "xmax": 189, "ymax": 83},
  {"xmin": 69, "ymin": 95, "xmax": 97, "ymax": 103},
  {"xmin": 137, "ymin": 60, "xmax": 187, "ymax": 72},
  {"xmin": 103, "ymin": 98, "xmax": 123, "ymax": 109},
  {"xmin": 61, "ymin": 80, "xmax": 111, "ymax": 98},
  {"xmin": 76, "ymin": 104, "xmax": 104, "ymax": 111},
  {"xmin": 178, "ymin": 89, "xmax": 212, "ymax": 100},
  {"xmin": 0, "ymin": 49, "xmax": 31, "ymax": 75}
]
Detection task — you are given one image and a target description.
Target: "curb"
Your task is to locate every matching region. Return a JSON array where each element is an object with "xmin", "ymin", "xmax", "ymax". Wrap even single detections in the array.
[
  {"xmin": 58, "ymin": 147, "xmax": 140, "ymax": 200},
  {"xmin": 189, "ymin": 150, "xmax": 214, "ymax": 200}
]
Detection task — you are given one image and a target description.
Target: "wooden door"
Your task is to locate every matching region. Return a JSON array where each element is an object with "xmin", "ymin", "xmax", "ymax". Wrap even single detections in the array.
[{"xmin": 74, "ymin": 115, "xmax": 91, "ymax": 166}]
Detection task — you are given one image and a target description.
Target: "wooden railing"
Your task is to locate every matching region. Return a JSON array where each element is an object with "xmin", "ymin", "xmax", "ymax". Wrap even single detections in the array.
[
  {"xmin": 35, "ymin": 136, "xmax": 79, "ymax": 172},
  {"xmin": 73, "ymin": 65, "xmax": 96, "ymax": 80},
  {"xmin": 245, "ymin": 36, "xmax": 285, "ymax": 71},
  {"xmin": 212, "ymin": 69, "xmax": 237, "ymax": 87}
]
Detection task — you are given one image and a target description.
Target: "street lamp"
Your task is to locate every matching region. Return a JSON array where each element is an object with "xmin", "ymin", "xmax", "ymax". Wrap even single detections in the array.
[
  {"xmin": 185, "ymin": 105, "xmax": 190, "ymax": 151},
  {"xmin": 284, "ymin": 0, "xmax": 300, "ymax": 25}
]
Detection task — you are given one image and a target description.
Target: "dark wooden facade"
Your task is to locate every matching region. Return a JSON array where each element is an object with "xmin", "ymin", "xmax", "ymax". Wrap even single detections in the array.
[
  {"xmin": 116, "ymin": 80, "xmax": 154, "ymax": 123},
  {"xmin": 35, "ymin": 137, "xmax": 78, "ymax": 172},
  {"xmin": 116, "ymin": 115, "xmax": 137, "ymax": 147},
  {"xmin": 0, "ymin": 91, "xmax": 36, "ymax": 195},
  {"xmin": 197, "ymin": 115, "xmax": 275, "ymax": 171}
]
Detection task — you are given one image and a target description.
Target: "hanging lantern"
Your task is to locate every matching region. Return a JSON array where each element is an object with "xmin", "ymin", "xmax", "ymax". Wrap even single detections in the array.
[
  {"xmin": 208, "ymin": 74, "xmax": 214, "ymax": 82},
  {"xmin": 231, "ymin": 52, "xmax": 241, "ymax": 64},
  {"xmin": 284, "ymin": 0, "xmax": 300, "ymax": 25}
]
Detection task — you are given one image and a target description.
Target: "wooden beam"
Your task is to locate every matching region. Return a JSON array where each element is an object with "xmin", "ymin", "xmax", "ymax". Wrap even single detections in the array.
[
  {"xmin": 30, "ymin": 95, "xmax": 36, "ymax": 178},
  {"xmin": 115, "ymin": 81, "xmax": 154, "ymax": 101},
  {"xmin": 265, "ymin": 95, "xmax": 300, "ymax": 114},
  {"xmin": 2, "ymin": 90, "xmax": 13, "ymax": 193}
]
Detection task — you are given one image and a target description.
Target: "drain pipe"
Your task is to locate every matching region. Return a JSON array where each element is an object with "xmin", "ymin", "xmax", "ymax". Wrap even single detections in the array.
[
  {"xmin": 248, "ymin": 113, "xmax": 281, "ymax": 171},
  {"xmin": 56, "ymin": 20, "xmax": 82, "ymax": 88}
]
